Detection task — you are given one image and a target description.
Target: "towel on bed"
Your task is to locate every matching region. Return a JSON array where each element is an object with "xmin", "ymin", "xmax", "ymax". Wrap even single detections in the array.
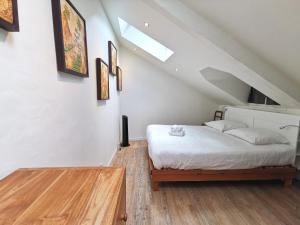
[
  {"xmin": 171, "ymin": 125, "xmax": 183, "ymax": 132},
  {"xmin": 169, "ymin": 125, "xmax": 185, "ymax": 136}
]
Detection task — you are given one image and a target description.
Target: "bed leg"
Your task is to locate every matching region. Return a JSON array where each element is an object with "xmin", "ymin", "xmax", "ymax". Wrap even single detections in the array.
[
  {"xmin": 152, "ymin": 181, "xmax": 160, "ymax": 191},
  {"xmin": 283, "ymin": 178, "xmax": 293, "ymax": 187}
]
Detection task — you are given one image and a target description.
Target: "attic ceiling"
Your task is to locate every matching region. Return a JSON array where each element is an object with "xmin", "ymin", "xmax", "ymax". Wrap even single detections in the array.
[
  {"xmin": 182, "ymin": 0, "xmax": 300, "ymax": 87},
  {"xmin": 101, "ymin": 0, "xmax": 300, "ymax": 108}
]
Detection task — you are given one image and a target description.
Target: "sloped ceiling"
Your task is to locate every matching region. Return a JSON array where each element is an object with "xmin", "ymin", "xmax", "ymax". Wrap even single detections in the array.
[
  {"xmin": 101, "ymin": 0, "xmax": 300, "ymax": 108},
  {"xmin": 182, "ymin": 0, "xmax": 300, "ymax": 87}
]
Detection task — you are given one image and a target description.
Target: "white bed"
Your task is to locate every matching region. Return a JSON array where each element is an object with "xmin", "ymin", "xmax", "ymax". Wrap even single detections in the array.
[
  {"xmin": 147, "ymin": 125, "xmax": 296, "ymax": 170},
  {"xmin": 147, "ymin": 107, "xmax": 299, "ymax": 190}
]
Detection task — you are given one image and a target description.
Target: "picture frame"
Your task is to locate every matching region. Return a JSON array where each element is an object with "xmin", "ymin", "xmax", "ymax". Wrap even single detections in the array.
[
  {"xmin": 117, "ymin": 66, "xmax": 122, "ymax": 92},
  {"xmin": 0, "ymin": 0, "xmax": 19, "ymax": 32},
  {"xmin": 108, "ymin": 41, "xmax": 117, "ymax": 76},
  {"xmin": 96, "ymin": 58, "xmax": 110, "ymax": 100},
  {"xmin": 51, "ymin": 0, "xmax": 89, "ymax": 77}
]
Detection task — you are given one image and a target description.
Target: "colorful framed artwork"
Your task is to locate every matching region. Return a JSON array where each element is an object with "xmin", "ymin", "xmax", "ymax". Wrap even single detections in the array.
[
  {"xmin": 117, "ymin": 66, "xmax": 122, "ymax": 92},
  {"xmin": 96, "ymin": 58, "xmax": 109, "ymax": 100},
  {"xmin": 51, "ymin": 0, "xmax": 89, "ymax": 77},
  {"xmin": 108, "ymin": 41, "xmax": 117, "ymax": 76},
  {"xmin": 0, "ymin": 0, "xmax": 19, "ymax": 32}
]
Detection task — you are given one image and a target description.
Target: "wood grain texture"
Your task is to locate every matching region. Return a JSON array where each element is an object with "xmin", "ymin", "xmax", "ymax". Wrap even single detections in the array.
[
  {"xmin": 111, "ymin": 141, "xmax": 300, "ymax": 225},
  {"xmin": 149, "ymin": 156, "xmax": 296, "ymax": 191},
  {"xmin": 0, "ymin": 167, "xmax": 126, "ymax": 225}
]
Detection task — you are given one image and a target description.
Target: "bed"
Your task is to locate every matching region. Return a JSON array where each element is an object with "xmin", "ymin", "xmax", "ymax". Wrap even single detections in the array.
[{"xmin": 147, "ymin": 107, "xmax": 300, "ymax": 191}]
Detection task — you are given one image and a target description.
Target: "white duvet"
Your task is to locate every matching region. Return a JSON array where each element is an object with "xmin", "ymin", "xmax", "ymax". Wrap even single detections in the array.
[{"xmin": 147, "ymin": 125, "xmax": 296, "ymax": 170}]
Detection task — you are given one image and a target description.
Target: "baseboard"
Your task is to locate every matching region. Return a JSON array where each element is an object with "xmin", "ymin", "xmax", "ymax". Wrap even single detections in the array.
[
  {"xmin": 107, "ymin": 147, "xmax": 119, "ymax": 166},
  {"xmin": 129, "ymin": 137, "xmax": 146, "ymax": 141},
  {"xmin": 0, "ymin": 168, "xmax": 16, "ymax": 180}
]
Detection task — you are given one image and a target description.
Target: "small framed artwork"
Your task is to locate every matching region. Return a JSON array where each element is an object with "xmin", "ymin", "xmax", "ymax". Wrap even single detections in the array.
[
  {"xmin": 0, "ymin": 0, "xmax": 19, "ymax": 32},
  {"xmin": 116, "ymin": 66, "xmax": 122, "ymax": 92},
  {"xmin": 51, "ymin": 0, "xmax": 89, "ymax": 77},
  {"xmin": 96, "ymin": 58, "xmax": 109, "ymax": 100},
  {"xmin": 108, "ymin": 41, "xmax": 117, "ymax": 76}
]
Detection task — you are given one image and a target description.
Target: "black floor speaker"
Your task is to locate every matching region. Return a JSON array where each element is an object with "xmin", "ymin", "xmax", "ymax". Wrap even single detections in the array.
[{"xmin": 121, "ymin": 115, "xmax": 130, "ymax": 147}]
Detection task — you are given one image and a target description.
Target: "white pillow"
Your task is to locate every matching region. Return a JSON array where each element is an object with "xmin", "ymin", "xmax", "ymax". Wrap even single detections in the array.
[
  {"xmin": 225, "ymin": 128, "xmax": 289, "ymax": 145},
  {"xmin": 205, "ymin": 120, "xmax": 248, "ymax": 132}
]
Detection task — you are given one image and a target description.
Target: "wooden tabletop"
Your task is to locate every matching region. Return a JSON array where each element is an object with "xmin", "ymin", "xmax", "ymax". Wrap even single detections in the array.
[{"xmin": 0, "ymin": 167, "xmax": 125, "ymax": 225}]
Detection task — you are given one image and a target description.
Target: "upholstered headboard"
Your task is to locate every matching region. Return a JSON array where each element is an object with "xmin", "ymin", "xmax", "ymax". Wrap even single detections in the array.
[{"xmin": 224, "ymin": 107, "xmax": 300, "ymax": 149}]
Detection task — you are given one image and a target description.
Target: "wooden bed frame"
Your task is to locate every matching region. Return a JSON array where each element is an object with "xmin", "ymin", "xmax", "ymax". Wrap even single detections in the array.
[{"xmin": 148, "ymin": 153, "xmax": 297, "ymax": 191}]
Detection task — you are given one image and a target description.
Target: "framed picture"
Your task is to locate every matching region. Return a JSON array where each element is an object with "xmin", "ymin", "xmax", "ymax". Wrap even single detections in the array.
[
  {"xmin": 108, "ymin": 41, "xmax": 117, "ymax": 76},
  {"xmin": 96, "ymin": 58, "xmax": 109, "ymax": 100},
  {"xmin": 51, "ymin": 0, "xmax": 89, "ymax": 77},
  {"xmin": 0, "ymin": 0, "xmax": 19, "ymax": 32},
  {"xmin": 117, "ymin": 66, "xmax": 122, "ymax": 92}
]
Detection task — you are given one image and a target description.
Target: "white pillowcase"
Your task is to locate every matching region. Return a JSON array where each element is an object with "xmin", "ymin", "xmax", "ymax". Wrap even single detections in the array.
[
  {"xmin": 205, "ymin": 120, "xmax": 248, "ymax": 132},
  {"xmin": 225, "ymin": 128, "xmax": 289, "ymax": 145}
]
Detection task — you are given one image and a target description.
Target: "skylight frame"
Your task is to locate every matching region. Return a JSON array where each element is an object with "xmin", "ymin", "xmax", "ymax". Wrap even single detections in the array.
[{"xmin": 118, "ymin": 17, "xmax": 174, "ymax": 62}]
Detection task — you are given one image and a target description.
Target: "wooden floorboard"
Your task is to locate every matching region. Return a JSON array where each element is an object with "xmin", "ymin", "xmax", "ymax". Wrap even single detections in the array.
[{"xmin": 111, "ymin": 141, "xmax": 300, "ymax": 225}]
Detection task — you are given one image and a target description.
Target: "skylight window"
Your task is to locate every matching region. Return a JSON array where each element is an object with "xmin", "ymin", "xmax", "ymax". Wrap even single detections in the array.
[{"xmin": 118, "ymin": 17, "xmax": 174, "ymax": 62}]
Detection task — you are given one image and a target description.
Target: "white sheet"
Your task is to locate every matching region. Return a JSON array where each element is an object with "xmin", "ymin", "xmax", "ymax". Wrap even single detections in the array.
[{"xmin": 147, "ymin": 125, "xmax": 296, "ymax": 170}]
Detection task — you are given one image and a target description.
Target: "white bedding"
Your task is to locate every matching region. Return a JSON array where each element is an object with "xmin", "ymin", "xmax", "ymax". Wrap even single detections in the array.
[{"xmin": 147, "ymin": 125, "xmax": 296, "ymax": 170}]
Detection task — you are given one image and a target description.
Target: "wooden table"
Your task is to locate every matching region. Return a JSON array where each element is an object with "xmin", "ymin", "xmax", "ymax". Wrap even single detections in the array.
[{"xmin": 0, "ymin": 167, "xmax": 127, "ymax": 225}]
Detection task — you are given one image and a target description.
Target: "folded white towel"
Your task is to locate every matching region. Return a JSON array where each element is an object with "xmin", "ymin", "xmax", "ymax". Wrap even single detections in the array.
[
  {"xmin": 171, "ymin": 125, "xmax": 183, "ymax": 133},
  {"xmin": 169, "ymin": 130, "xmax": 185, "ymax": 137}
]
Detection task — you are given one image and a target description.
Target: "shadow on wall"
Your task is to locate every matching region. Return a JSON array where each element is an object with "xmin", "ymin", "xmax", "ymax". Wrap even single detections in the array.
[
  {"xmin": 57, "ymin": 71, "xmax": 84, "ymax": 83},
  {"xmin": 97, "ymin": 101, "xmax": 107, "ymax": 107},
  {"xmin": 0, "ymin": 30, "xmax": 10, "ymax": 42}
]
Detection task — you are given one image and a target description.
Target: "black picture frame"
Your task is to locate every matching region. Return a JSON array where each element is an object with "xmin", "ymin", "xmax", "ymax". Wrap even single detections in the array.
[
  {"xmin": 96, "ymin": 58, "xmax": 110, "ymax": 100},
  {"xmin": 117, "ymin": 66, "xmax": 122, "ymax": 92},
  {"xmin": 51, "ymin": 0, "xmax": 89, "ymax": 77},
  {"xmin": 0, "ymin": 0, "xmax": 19, "ymax": 32},
  {"xmin": 108, "ymin": 41, "xmax": 117, "ymax": 76}
]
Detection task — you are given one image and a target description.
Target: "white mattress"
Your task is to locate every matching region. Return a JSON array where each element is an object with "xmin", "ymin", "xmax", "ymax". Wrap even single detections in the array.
[{"xmin": 147, "ymin": 125, "xmax": 296, "ymax": 170}]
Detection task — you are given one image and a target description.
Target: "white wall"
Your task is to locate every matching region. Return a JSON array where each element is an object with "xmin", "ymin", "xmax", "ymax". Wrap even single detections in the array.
[
  {"xmin": 0, "ymin": 0, "xmax": 120, "ymax": 178},
  {"xmin": 120, "ymin": 48, "xmax": 218, "ymax": 140}
]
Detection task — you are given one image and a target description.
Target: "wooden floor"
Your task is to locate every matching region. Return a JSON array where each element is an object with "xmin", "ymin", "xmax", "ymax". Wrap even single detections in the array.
[{"xmin": 111, "ymin": 141, "xmax": 300, "ymax": 225}]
